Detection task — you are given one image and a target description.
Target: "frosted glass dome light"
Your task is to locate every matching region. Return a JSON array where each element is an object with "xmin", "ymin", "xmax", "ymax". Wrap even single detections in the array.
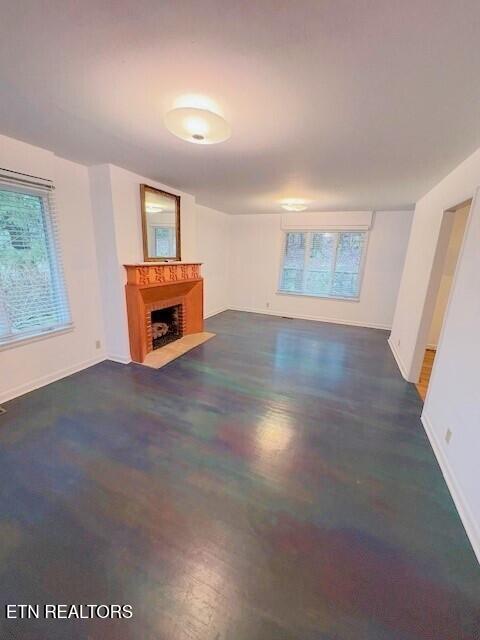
[
  {"xmin": 280, "ymin": 199, "xmax": 308, "ymax": 212},
  {"xmin": 164, "ymin": 107, "xmax": 231, "ymax": 144},
  {"xmin": 145, "ymin": 204, "xmax": 164, "ymax": 213}
]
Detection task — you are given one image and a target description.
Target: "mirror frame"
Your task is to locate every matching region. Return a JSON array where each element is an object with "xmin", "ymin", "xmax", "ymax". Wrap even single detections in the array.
[{"xmin": 140, "ymin": 184, "xmax": 181, "ymax": 262}]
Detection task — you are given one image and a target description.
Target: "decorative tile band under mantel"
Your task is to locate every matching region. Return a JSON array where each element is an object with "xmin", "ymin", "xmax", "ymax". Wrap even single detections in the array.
[{"xmin": 124, "ymin": 262, "xmax": 202, "ymax": 287}]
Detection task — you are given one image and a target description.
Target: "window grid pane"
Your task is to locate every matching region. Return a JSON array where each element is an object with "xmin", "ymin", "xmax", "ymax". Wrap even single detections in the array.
[
  {"xmin": 279, "ymin": 230, "xmax": 366, "ymax": 299},
  {"xmin": 281, "ymin": 232, "xmax": 306, "ymax": 292},
  {"xmin": 304, "ymin": 232, "xmax": 336, "ymax": 296},
  {"xmin": 332, "ymin": 232, "xmax": 365, "ymax": 298}
]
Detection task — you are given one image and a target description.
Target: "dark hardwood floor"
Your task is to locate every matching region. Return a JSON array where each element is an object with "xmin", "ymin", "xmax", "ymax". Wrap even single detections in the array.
[
  {"xmin": 0, "ymin": 311, "xmax": 478, "ymax": 639},
  {"xmin": 416, "ymin": 348, "xmax": 436, "ymax": 401}
]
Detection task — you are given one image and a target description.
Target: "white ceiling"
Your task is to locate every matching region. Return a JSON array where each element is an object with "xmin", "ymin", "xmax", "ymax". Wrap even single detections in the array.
[{"xmin": 1, "ymin": 1, "xmax": 480, "ymax": 214}]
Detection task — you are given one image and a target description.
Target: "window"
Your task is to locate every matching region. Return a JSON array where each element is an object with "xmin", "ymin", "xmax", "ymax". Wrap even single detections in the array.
[
  {"xmin": 0, "ymin": 175, "xmax": 71, "ymax": 347},
  {"xmin": 279, "ymin": 231, "xmax": 367, "ymax": 299},
  {"xmin": 154, "ymin": 226, "xmax": 175, "ymax": 257}
]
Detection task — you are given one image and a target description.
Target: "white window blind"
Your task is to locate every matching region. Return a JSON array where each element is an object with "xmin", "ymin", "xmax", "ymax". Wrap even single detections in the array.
[
  {"xmin": 0, "ymin": 170, "xmax": 71, "ymax": 347},
  {"xmin": 279, "ymin": 231, "xmax": 367, "ymax": 299}
]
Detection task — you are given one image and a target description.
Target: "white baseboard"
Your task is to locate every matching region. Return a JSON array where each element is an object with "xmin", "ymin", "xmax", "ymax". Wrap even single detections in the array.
[
  {"xmin": 387, "ymin": 336, "xmax": 412, "ymax": 381},
  {"xmin": 106, "ymin": 353, "xmax": 132, "ymax": 364},
  {"xmin": 228, "ymin": 306, "xmax": 391, "ymax": 330},
  {"xmin": 204, "ymin": 306, "xmax": 229, "ymax": 319},
  {"xmin": 0, "ymin": 355, "xmax": 106, "ymax": 405},
  {"xmin": 421, "ymin": 412, "xmax": 480, "ymax": 565}
]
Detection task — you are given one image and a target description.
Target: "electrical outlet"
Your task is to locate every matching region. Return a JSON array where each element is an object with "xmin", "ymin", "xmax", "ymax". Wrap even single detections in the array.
[
  {"xmin": 445, "ymin": 429, "xmax": 452, "ymax": 444},
  {"xmin": 266, "ymin": 302, "xmax": 270, "ymax": 309},
  {"xmin": 397, "ymin": 339, "xmax": 401, "ymax": 347},
  {"xmin": 95, "ymin": 340, "xmax": 102, "ymax": 350}
]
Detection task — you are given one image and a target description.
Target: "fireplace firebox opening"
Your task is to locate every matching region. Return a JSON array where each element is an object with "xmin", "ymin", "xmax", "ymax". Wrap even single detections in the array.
[{"xmin": 151, "ymin": 305, "xmax": 183, "ymax": 350}]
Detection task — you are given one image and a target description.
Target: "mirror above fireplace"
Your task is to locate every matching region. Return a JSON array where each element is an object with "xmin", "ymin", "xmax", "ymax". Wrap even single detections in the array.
[{"xmin": 140, "ymin": 184, "xmax": 181, "ymax": 261}]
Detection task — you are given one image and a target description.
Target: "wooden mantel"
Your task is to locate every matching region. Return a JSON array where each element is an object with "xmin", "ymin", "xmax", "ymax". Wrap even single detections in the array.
[{"xmin": 124, "ymin": 262, "xmax": 203, "ymax": 363}]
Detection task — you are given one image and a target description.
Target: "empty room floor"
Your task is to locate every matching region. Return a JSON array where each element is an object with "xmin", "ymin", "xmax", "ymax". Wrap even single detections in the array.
[{"xmin": 0, "ymin": 311, "xmax": 478, "ymax": 639}]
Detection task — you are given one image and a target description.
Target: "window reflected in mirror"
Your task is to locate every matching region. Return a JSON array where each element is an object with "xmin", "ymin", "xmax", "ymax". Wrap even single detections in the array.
[{"xmin": 140, "ymin": 185, "xmax": 180, "ymax": 261}]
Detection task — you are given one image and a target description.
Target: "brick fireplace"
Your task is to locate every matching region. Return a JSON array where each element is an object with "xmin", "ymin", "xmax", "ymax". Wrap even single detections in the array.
[{"xmin": 124, "ymin": 263, "xmax": 203, "ymax": 363}]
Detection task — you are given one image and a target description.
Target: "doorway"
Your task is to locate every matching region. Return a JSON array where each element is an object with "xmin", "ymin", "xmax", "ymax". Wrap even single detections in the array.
[{"xmin": 415, "ymin": 200, "xmax": 471, "ymax": 400}]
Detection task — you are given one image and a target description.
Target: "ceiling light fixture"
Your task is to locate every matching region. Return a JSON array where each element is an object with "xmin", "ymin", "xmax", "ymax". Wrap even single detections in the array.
[
  {"xmin": 164, "ymin": 107, "xmax": 231, "ymax": 144},
  {"xmin": 280, "ymin": 199, "xmax": 308, "ymax": 212}
]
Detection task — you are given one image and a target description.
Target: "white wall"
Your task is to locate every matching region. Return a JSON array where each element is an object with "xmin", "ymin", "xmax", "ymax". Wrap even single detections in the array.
[
  {"xmin": 388, "ymin": 147, "xmax": 480, "ymax": 560},
  {"xmin": 390, "ymin": 146, "xmax": 480, "ymax": 381},
  {"xmin": 229, "ymin": 211, "xmax": 412, "ymax": 329},
  {"xmin": 196, "ymin": 205, "xmax": 231, "ymax": 318},
  {"xmin": 422, "ymin": 189, "xmax": 480, "ymax": 562},
  {"xmin": 427, "ymin": 204, "xmax": 469, "ymax": 348},
  {"xmin": 88, "ymin": 164, "xmax": 126, "ymax": 361},
  {"xmin": 0, "ymin": 135, "xmax": 105, "ymax": 403}
]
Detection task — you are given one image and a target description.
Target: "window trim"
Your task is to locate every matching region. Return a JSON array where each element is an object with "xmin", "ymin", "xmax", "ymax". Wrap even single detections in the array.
[
  {"xmin": 0, "ymin": 175, "xmax": 72, "ymax": 349},
  {"xmin": 277, "ymin": 228, "xmax": 369, "ymax": 301}
]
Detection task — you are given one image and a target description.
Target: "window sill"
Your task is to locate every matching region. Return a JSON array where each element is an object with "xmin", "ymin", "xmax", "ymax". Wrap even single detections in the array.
[
  {"xmin": 0, "ymin": 324, "xmax": 74, "ymax": 352},
  {"xmin": 276, "ymin": 290, "xmax": 360, "ymax": 302}
]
